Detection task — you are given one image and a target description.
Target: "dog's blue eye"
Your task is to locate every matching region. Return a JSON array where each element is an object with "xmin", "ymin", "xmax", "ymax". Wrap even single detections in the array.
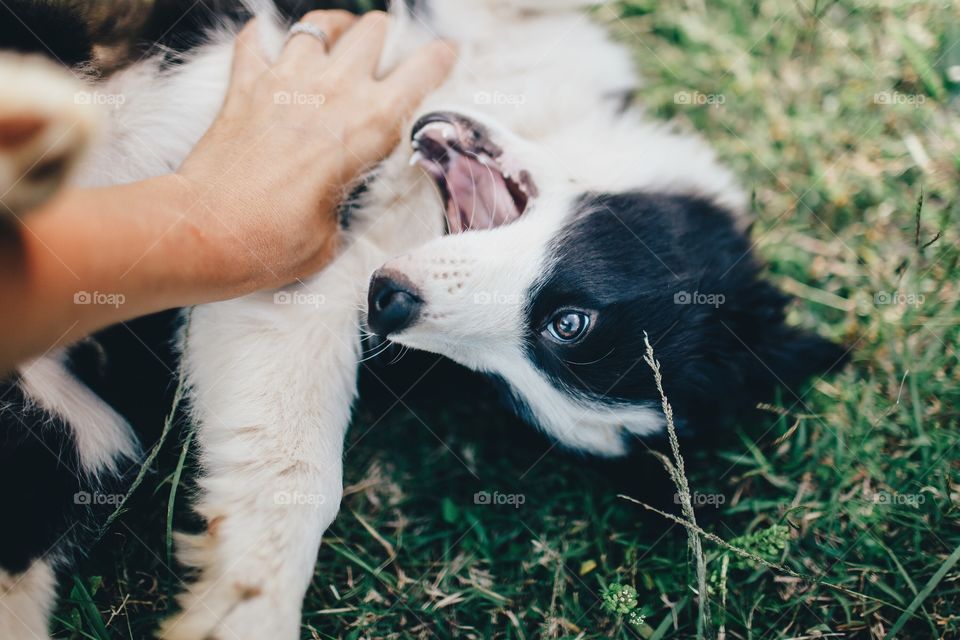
[{"xmin": 546, "ymin": 311, "xmax": 591, "ymax": 343}]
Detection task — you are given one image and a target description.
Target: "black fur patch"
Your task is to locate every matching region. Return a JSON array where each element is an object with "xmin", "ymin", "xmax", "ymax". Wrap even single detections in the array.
[
  {"xmin": 0, "ymin": 1, "xmax": 387, "ymax": 69},
  {"xmin": 0, "ymin": 379, "xmax": 134, "ymax": 574},
  {"xmin": 64, "ymin": 310, "xmax": 183, "ymax": 444},
  {"xmin": 0, "ymin": 0, "xmax": 93, "ymax": 66},
  {"xmin": 0, "ymin": 311, "xmax": 181, "ymax": 575},
  {"xmin": 142, "ymin": 0, "xmax": 387, "ymax": 62},
  {"xmin": 526, "ymin": 191, "xmax": 847, "ymax": 428}
]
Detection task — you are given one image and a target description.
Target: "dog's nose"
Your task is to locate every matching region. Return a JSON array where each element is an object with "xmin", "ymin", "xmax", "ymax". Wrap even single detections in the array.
[{"xmin": 367, "ymin": 270, "xmax": 423, "ymax": 337}]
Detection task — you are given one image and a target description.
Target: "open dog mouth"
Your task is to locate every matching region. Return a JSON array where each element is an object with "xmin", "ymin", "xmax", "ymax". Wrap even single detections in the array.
[{"xmin": 410, "ymin": 112, "xmax": 537, "ymax": 234}]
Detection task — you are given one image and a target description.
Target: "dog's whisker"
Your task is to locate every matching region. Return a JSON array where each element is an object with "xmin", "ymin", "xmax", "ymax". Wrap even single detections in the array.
[
  {"xmin": 387, "ymin": 345, "xmax": 410, "ymax": 365},
  {"xmin": 357, "ymin": 338, "xmax": 395, "ymax": 363},
  {"xmin": 565, "ymin": 347, "xmax": 616, "ymax": 367}
]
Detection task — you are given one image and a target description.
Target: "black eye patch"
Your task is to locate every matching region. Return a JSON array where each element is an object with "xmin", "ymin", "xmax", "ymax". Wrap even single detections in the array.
[
  {"xmin": 526, "ymin": 191, "xmax": 728, "ymax": 398},
  {"xmin": 522, "ymin": 190, "xmax": 845, "ymax": 427}
]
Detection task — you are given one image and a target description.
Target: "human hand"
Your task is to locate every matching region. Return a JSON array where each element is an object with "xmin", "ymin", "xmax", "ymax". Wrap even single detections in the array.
[{"xmin": 177, "ymin": 10, "xmax": 456, "ymax": 295}]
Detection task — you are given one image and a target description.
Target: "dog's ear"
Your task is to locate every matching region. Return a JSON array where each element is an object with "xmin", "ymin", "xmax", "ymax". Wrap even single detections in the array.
[
  {"xmin": 719, "ymin": 279, "xmax": 849, "ymax": 410},
  {"xmin": 747, "ymin": 323, "xmax": 849, "ymax": 399},
  {"xmin": 671, "ymin": 275, "xmax": 848, "ymax": 427}
]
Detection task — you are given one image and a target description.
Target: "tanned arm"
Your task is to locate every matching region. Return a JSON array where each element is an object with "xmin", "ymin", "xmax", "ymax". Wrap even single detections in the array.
[{"xmin": 0, "ymin": 10, "xmax": 456, "ymax": 373}]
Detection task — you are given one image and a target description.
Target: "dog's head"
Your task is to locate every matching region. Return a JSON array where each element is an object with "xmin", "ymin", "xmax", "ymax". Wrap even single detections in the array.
[{"xmin": 365, "ymin": 110, "xmax": 846, "ymax": 456}]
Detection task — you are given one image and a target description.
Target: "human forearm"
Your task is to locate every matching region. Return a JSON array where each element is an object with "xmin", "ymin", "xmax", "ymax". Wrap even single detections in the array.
[
  {"xmin": 0, "ymin": 10, "xmax": 455, "ymax": 374},
  {"xmin": 1, "ymin": 175, "xmax": 226, "ymax": 371}
]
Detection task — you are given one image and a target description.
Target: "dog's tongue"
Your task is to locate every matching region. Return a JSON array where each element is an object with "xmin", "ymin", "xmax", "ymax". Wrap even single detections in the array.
[
  {"xmin": 443, "ymin": 152, "xmax": 519, "ymax": 233},
  {"xmin": 411, "ymin": 121, "xmax": 523, "ymax": 234}
]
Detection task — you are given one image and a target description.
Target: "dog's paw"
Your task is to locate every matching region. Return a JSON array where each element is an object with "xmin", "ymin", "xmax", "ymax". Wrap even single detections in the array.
[
  {"xmin": 159, "ymin": 591, "xmax": 300, "ymax": 640},
  {"xmin": 0, "ymin": 53, "xmax": 98, "ymax": 218},
  {"xmin": 157, "ymin": 532, "xmax": 302, "ymax": 640},
  {"xmin": 158, "ymin": 579, "xmax": 301, "ymax": 640},
  {"xmin": 162, "ymin": 593, "xmax": 301, "ymax": 640}
]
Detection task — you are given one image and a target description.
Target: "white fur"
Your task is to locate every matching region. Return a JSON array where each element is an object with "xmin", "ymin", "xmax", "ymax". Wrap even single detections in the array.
[
  {"xmin": 3, "ymin": 0, "xmax": 745, "ymax": 636},
  {"xmin": 19, "ymin": 354, "xmax": 138, "ymax": 475},
  {"xmin": 154, "ymin": 1, "xmax": 656, "ymax": 633},
  {"xmin": 0, "ymin": 561, "xmax": 56, "ymax": 640}
]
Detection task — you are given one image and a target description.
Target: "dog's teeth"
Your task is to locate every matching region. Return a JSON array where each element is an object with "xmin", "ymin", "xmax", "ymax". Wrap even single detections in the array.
[
  {"xmin": 413, "ymin": 121, "xmax": 458, "ymax": 143},
  {"xmin": 411, "ymin": 139, "xmax": 421, "ymax": 149},
  {"xmin": 424, "ymin": 122, "xmax": 457, "ymax": 140},
  {"xmin": 409, "ymin": 151, "xmax": 424, "ymax": 166}
]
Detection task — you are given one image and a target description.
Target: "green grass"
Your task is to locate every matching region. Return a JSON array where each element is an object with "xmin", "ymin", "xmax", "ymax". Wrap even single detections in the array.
[{"xmin": 53, "ymin": 0, "xmax": 960, "ymax": 638}]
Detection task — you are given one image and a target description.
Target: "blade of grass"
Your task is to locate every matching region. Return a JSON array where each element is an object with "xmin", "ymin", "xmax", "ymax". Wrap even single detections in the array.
[
  {"xmin": 97, "ymin": 311, "xmax": 192, "ymax": 538},
  {"xmin": 872, "ymin": 536, "xmax": 939, "ymax": 637},
  {"xmin": 166, "ymin": 428, "xmax": 195, "ymax": 569},
  {"xmin": 885, "ymin": 541, "xmax": 960, "ymax": 639},
  {"xmin": 643, "ymin": 332, "xmax": 710, "ymax": 638},
  {"xmin": 70, "ymin": 576, "xmax": 111, "ymax": 640},
  {"xmin": 648, "ymin": 596, "xmax": 689, "ymax": 640},
  {"xmin": 51, "ymin": 615, "xmax": 102, "ymax": 640}
]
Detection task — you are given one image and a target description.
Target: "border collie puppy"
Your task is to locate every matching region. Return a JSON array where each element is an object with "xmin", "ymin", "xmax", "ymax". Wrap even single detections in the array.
[{"xmin": 0, "ymin": 0, "xmax": 846, "ymax": 637}]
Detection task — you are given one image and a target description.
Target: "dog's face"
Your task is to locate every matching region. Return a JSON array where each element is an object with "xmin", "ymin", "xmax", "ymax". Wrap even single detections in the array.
[{"xmin": 366, "ymin": 111, "xmax": 845, "ymax": 456}]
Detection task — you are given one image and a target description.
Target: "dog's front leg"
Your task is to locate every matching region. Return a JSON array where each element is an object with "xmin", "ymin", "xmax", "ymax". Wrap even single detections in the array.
[{"xmin": 159, "ymin": 283, "xmax": 361, "ymax": 640}]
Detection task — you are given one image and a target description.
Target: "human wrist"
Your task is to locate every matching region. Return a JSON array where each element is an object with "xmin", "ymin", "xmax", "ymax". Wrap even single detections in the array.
[{"xmin": 136, "ymin": 173, "xmax": 248, "ymax": 306}]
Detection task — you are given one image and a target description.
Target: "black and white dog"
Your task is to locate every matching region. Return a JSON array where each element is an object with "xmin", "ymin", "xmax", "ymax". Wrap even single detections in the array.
[{"xmin": 0, "ymin": 0, "xmax": 846, "ymax": 637}]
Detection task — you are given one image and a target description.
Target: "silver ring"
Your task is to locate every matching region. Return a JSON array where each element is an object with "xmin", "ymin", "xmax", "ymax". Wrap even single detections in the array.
[{"xmin": 286, "ymin": 22, "xmax": 329, "ymax": 48}]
